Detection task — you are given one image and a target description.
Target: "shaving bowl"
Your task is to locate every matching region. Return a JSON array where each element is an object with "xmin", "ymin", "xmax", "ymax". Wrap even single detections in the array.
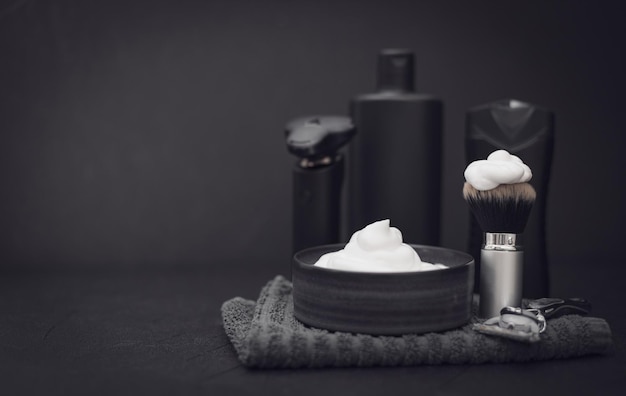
[{"xmin": 292, "ymin": 244, "xmax": 474, "ymax": 335}]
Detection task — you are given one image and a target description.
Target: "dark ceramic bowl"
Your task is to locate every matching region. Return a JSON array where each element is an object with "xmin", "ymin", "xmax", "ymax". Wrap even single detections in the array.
[{"xmin": 292, "ymin": 244, "xmax": 474, "ymax": 335}]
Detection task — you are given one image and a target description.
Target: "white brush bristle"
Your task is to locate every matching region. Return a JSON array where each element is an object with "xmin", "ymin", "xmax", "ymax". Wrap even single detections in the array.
[{"xmin": 463, "ymin": 182, "xmax": 536, "ymax": 233}]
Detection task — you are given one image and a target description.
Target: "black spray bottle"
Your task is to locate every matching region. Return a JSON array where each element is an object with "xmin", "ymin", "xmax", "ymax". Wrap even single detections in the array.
[
  {"xmin": 347, "ymin": 49, "xmax": 443, "ymax": 245},
  {"xmin": 466, "ymin": 99, "xmax": 554, "ymax": 298}
]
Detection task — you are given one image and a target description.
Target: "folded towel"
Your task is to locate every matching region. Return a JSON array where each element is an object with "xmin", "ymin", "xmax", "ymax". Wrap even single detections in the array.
[{"xmin": 221, "ymin": 276, "xmax": 613, "ymax": 369}]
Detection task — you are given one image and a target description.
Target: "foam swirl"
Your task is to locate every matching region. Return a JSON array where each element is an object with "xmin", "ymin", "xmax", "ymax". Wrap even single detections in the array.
[
  {"xmin": 464, "ymin": 149, "xmax": 532, "ymax": 191},
  {"xmin": 313, "ymin": 220, "xmax": 446, "ymax": 273}
]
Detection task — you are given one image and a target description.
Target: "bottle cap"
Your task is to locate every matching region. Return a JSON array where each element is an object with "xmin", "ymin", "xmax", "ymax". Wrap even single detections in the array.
[{"xmin": 376, "ymin": 49, "xmax": 415, "ymax": 92}]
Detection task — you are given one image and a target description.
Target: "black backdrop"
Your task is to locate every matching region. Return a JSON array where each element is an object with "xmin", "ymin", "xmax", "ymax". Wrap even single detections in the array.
[{"xmin": 1, "ymin": 0, "xmax": 625, "ymax": 279}]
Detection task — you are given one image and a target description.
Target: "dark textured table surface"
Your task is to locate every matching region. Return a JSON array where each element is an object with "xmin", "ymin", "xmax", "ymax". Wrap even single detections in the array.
[{"xmin": 2, "ymin": 262, "xmax": 625, "ymax": 396}]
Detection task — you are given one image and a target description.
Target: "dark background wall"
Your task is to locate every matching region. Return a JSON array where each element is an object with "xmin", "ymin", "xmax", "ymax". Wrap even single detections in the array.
[{"xmin": 1, "ymin": 0, "xmax": 624, "ymax": 277}]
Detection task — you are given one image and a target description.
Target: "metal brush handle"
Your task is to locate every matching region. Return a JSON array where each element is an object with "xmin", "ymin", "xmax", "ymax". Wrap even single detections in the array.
[{"xmin": 479, "ymin": 233, "xmax": 523, "ymax": 318}]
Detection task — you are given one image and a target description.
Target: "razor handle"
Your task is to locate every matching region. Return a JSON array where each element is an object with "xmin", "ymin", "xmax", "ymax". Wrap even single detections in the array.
[{"xmin": 292, "ymin": 156, "xmax": 344, "ymax": 253}]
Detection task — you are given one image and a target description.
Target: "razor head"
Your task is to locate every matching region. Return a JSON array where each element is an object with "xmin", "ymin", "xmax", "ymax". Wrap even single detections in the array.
[
  {"xmin": 473, "ymin": 308, "xmax": 544, "ymax": 343},
  {"xmin": 472, "ymin": 307, "xmax": 546, "ymax": 343},
  {"xmin": 473, "ymin": 321, "xmax": 541, "ymax": 343},
  {"xmin": 285, "ymin": 116, "xmax": 355, "ymax": 160}
]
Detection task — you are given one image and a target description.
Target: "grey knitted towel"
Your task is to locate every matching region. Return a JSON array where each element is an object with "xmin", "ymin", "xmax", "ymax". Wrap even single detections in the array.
[{"xmin": 221, "ymin": 276, "xmax": 613, "ymax": 368}]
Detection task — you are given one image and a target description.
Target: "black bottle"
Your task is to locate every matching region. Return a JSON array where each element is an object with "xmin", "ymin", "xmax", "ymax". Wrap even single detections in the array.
[
  {"xmin": 347, "ymin": 49, "xmax": 443, "ymax": 245},
  {"xmin": 466, "ymin": 99, "xmax": 554, "ymax": 298}
]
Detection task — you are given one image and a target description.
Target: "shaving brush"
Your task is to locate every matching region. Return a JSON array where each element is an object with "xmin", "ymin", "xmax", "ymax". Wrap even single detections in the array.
[{"xmin": 463, "ymin": 181, "xmax": 536, "ymax": 318}]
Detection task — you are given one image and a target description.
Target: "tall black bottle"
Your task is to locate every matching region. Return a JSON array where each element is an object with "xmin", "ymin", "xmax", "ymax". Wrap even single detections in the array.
[
  {"xmin": 466, "ymin": 99, "xmax": 554, "ymax": 298},
  {"xmin": 347, "ymin": 49, "xmax": 443, "ymax": 245}
]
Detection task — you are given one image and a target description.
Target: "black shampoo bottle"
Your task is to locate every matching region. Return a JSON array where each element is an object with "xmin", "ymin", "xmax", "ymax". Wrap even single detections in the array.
[{"xmin": 347, "ymin": 49, "xmax": 443, "ymax": 244}]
